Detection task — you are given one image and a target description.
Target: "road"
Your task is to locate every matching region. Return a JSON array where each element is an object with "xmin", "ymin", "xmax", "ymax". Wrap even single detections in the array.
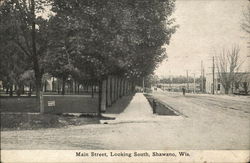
[{"xmin": 1, "ymin": 92, "xmax": 250, "ymax": 149}]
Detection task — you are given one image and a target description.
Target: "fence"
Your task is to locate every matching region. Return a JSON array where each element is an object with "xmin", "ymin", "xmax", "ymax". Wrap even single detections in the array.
[{"xmin": 1, "ymin": 75, "xmax": 135, "ymax": 114}]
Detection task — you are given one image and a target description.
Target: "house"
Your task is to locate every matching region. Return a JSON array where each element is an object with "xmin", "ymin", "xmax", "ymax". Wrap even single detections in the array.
[{"xmin": 205, "ymin": 72, "xmax": 250, "ymax": 95}]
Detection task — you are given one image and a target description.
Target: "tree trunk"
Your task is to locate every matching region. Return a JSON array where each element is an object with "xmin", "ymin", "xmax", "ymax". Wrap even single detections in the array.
[
  {"xmin": 71, "ymin": 80, "xmax": 73, "ymax": 93},
  {"xmin": 94, "ymin": 84, "xmax": 96, "ymax": 93},
  {"xmin": 106, "ymin": 76, "xmax": 111, "ymax": 107},
  {"xmin": 29, "ymin": 83, "xmax": 32, "ymax": 96},
  {"xmin": 122, "ymin": 79, "xmax": 125, "ymax": 96},
  {"xmin": 86, "ymin": 82, "xmax": 89, "ymax": 93},
  {"xmin": 124, "ymin": 80, "xmax": 127, "ymax": 95},
  {"xmin": 101, "ymin": 80, "xmax": 107, "ymax": 112},
  {"xmin": 115, "ymin": 77, "xmax": 118, "ymax": 101},
  {"xmin": 31, "ymin": 0, "xmax": 42, "ymax": 100},
  {"xmin": 22, "ymin": 85, "xmax": 25, "ymax": 94},
  {"xmin": 224, "ymin": 86, "xmax": 229, "ymax": 94},
  {"xmin": 6, "ymin": 86, "xmax": 9, "ymax": 94},
  {"xmin": 98, "ymin": 80, "xmax": 102, "ymax": 117},
  {"xmin": 52, "ymin": 77, "xmax": 55, "ymax": 92},
  {"xmin": 57, "ymin": 80, "xmax": 60, "ymax": 94},
  {"xmin": 16, "ymin": 86, "xmax": 21, "ymax": 97},
  {"xmin": 44, "ymin": 81, "xmax": 47, "ymax": 92},
  {"xmin": 62, "ymin": 77, "xmax": 66, "ymax": 95},
  {"xmin": 132, "ymin": 81, "xmax": 135, "ymax": 93},
  {"xmin": 111, "ymin": 77, "xmax": 115, "ymax": 103},
  {"xmin": 9, "ymin": 85, "xmax": 13, "ymax": 96},
  {"xmin": 74, "ymin": 80, "xmax": 77, "ymax": 94},
  {"xmin": 117, "ymin": 78, "xmax": 120, "ymax": 99},
  {"xmin": 91, "ymin": 82, "xmax": 94, "ymax": 98}
]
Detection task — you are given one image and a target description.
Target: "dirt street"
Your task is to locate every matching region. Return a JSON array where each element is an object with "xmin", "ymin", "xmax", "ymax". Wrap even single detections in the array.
[{"xmin": 1, "ymin": 92, "xmax": 249, "ymax": 149}]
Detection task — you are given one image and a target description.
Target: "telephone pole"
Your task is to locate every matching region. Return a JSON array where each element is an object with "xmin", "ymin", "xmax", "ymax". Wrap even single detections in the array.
[
  {"xmin": 142, "ymin": 77, "xmax": 145, "ymax": 93},
  {"xmin": 201, "ymin": 61, "xmax": 204, "ymax": 93},
  {"xmin": 193, "ymin": 73, "xmax": 196, "ymax": 93},
  {"xmin": 212, "ymin": 56, "xmax": 215, "ymax": 95},
  {"xmin": 186, "ymin": 70, "xmax": 189, "ymax": 92}
]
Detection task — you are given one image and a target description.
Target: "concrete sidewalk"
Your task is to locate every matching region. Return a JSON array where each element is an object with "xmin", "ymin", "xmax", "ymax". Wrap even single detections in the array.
[{"xmin": 101, "ymin": 93, "xmax": 154, "ymax": 123}]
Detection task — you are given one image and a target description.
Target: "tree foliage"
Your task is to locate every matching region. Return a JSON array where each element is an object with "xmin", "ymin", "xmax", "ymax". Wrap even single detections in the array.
[
  {"xmin": 0, "ymin": 0, "xmax": 50, "ymax": 97},
  {"xmin": 48, "ymin": 0, "xmax": 177, "ymax": 80},
  {"xmin": 1, "ymin": 0, "xmax": 177, "ymax": 97},
  {"xmin": 241, "ymin": 3, "xmax": 250, "ymax": 34}
]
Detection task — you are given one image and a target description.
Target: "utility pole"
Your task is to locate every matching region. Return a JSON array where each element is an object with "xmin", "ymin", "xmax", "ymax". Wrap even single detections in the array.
[
  {"xmin": 186, "ymin": 70, "xmax": 189, "ymax": 92},
  {"xmin": 201, "ymin": 61, "xmax": 203, "ymax": 93},
  {"xmin": 212, "ymin": 56, "xmax": 215, "ymax": 95},
  {"xmin": 170, "ymin": 74, "xmax": 172, "ymax": 91},
  {"xmin": 203, "ymin": 66, "xmax": 205, "ymax": 93},
  {"xmin": 142, "ymin": 77, "xmax": 145, "ymax": 93},
  {"xmin": 193, "ymin": 73, "xmax": 196, "ymax": 93},
  {"xmin": 169, "ymin": 70, "xmax": 171, "ymax": 91}
]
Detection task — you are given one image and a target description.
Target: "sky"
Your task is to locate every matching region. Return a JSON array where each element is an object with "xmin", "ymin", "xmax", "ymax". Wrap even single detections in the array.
[{"xmin": 155, "ymin": 0, "xmax": 249, "ymax": 78}]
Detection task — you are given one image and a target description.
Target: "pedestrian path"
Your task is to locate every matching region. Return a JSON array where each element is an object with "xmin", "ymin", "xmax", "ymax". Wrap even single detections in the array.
[{"xmin": 101, "ymin": 93, "xmax": 155, "ymax": 124}]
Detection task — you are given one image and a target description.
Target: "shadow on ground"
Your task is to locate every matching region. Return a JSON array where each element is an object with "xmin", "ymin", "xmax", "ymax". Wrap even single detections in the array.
[
  {"xmin": 105, "ymin": 94, "xmax": 135, "ymax": 114},
  {"xmin": 144, "ymin": 94, "xmax": 178, "ymax": 116},
  {"xmin": 0, "ymin": 113, "xmax": 100, "ymax": 131}
]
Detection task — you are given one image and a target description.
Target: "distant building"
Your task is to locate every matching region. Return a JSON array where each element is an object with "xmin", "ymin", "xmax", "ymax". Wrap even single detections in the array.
[
  {"xmin": 205, "ymin": 72, "xmax": 250, "ymax": 95},
  {"xmin": 157, "ymin": 83, "xmax": 200, "ymax": 92},
  {"xmin": 206, "ymin": 54, "xmax": 250, "ymax": 95}
]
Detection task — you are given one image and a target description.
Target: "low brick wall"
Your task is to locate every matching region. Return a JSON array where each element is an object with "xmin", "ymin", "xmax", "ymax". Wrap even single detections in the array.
[
  {"xmin": 0, "ymin": 96, "xmax": 39, "ymax": 112},
  {"xmin": 43, "ymin": 95, "xmax": 99, "ymax": 114},
  {"xmin": 1, "ymin": 95, "xmax": 99, "ymax": 114}
]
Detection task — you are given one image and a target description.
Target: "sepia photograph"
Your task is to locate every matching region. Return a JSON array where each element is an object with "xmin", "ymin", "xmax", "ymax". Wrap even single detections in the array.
[{"xmin": 0, "ymin": 0, "xmax": 249, "ymax": 162}]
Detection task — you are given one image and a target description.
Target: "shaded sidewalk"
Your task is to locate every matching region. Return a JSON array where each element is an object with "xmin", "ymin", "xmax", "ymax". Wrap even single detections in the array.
[{"xmin": 101, "ymin": 93, "xmax": 154, "ymax": 123}]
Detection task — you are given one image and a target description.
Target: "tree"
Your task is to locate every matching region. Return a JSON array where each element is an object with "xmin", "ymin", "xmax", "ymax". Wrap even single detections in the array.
[
  {"xmin": 144, "ymin": 74, "xmax": 159, "ymax": 87},
  {"xmin": 0, "ymin": 19, "xmax": 33, "ymax": 96},
  {"xmin": 0, "ymin": 0, "xmax": 50, "ymax": 99},
  {"xmin": 45, "ymin": 0, "xmax": 177, "ymax": 115},
  {"xmin": 49, "ymin": 0, "xmax": 177, "ymax": 81},
  {"xmin": 235, "ymin": 72, "xmax": 250, "ymax": 95},
  {"xmin": 241, "ymin": 2, "xmax": 250, "ymax": 34},
  {"xmin": 215, "ymin": 45, "xmax": 242, "ymax": 94}
]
